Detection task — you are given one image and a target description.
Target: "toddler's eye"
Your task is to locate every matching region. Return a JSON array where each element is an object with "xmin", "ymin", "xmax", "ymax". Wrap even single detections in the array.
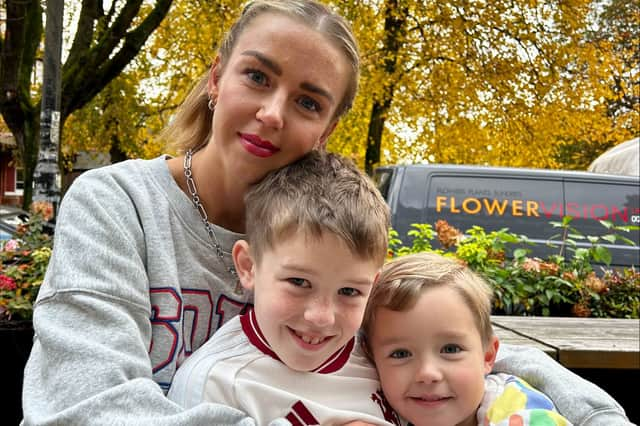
[
  {"xmin": 441, "ymin": 344, "xmax": 462, "ymax": 354},
  {"xmin": 389, "ymin": 349, "xmax": 411, "ymax": 359},
  {"xmin": 338, "ymin": 287, "xmax": 361, "ymax": 297}
]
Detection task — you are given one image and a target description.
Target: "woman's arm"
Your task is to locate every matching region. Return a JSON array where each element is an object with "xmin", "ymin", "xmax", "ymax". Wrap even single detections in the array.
[{"xmin": 21, "ymin": 169, "xmax": 258, "ymax": 425}]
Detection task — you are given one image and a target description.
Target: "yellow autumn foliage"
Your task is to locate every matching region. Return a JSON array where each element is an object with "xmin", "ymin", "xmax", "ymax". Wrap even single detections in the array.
[{"xmin": 62, "ymin": 0, "xmax": 638, "ymax": 173}]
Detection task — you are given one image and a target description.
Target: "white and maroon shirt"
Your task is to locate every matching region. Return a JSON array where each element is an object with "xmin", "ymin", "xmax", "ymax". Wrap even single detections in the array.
[{"xmin": 168, "ymin": 309, "xmax": 401, "ymax": 425}]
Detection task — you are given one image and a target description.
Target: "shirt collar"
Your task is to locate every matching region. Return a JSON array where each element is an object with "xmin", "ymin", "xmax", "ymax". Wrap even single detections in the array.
[{"xmin": 240, "ymin": 308, "xmax": 354, "ymax": 374}]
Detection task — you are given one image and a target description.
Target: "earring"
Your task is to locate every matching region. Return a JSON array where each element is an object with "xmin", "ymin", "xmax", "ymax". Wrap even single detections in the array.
[{"xmin": 207, "ymin": 98, "xmax": 216, "ymax": 111}]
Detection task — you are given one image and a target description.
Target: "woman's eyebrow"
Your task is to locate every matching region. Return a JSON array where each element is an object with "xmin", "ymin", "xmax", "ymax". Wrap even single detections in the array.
[
  {"xmin": 241, "ymin": 50, "xmax": 282, "ymax": 75},
  {"xmin": 301, "ymin": 82, "xmax": 334, "ymax": 104}
]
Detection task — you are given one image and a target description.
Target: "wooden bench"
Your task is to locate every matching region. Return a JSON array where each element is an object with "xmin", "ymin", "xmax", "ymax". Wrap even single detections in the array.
[{"xmin": 491, "ymin": 315, "xmax": 640, "ymax": 369}]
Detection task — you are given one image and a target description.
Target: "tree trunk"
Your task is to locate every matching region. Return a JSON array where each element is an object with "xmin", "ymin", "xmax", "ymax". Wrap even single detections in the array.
[
  {"xmin": 21, "ymin": 119, "xmax": 39, "ymax": 210},
  {"xmin": 1, "ymin": 0, "xmax": 173, "ymax": 207},
  {"xmin": 364, "ymin": 0, "xmax": 407, "ymax": 175}
]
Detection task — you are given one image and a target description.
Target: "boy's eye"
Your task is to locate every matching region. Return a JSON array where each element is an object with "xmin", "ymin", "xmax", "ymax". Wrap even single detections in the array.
[
  {"xmin": 246, "ymin": 70, "xmax": 267, "ymax": 86},
  {"xmin": 389, "ymin": 349, "xmax": 411, "ymax": 359},
  {"xmin": 441, "ymin": 344, "xmax": 462, "ymax": 354},
  {"xmin": 287, "ymin": 277, "xmax": 309, "ymax": 288},
  {"xmin": 338, "ymin": 287, "xmax": 361, "ymax": 297},
  {"xmin": 298, "ymin": 96, "xmax": 321, "ymax": 112}
]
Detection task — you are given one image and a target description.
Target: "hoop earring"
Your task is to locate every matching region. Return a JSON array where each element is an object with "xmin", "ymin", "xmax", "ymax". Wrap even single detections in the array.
[{"xmin": 207, "ymin": 98, "xmax": 216, "ymax": 111}]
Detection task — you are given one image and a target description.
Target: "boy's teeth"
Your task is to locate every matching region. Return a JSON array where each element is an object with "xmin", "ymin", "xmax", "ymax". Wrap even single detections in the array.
[{"xmin": 300, "ymin": 334, "xmax": 322, "ymax": 344}]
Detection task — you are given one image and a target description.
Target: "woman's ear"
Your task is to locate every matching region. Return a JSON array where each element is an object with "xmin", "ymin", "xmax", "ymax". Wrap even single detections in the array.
[
  {"xmin": 208, "ymin": 56, "xmax": 221, "ymax": 100},
  {"xmin": 232, "ymin": 240, "xmax": 256, "ymax": 291},
  {"xmin": 316, "ymin": 119, "xmax": 339, "ymax": 149},
  {"xmin": 484, "ymin": 335, "xmax": 500, "ymax": 374}
]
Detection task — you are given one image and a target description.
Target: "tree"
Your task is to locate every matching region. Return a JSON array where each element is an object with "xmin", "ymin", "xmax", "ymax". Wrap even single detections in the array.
[
  {"xmin": 0, "ymin": 0, "xmax": 173, "ymax": 208},
  {"xmin": 363, "ymin": 0, "xmax": 407, "ymax": 175},
  {"xmin": 554, "ymin": 0, "xmax": 640, "ymax": 169},
  {"xmin": 338, "ymin": 0, "xmax": 636, "ymax": 171},
  {"xmin": 59, "ymin": 0, "xmax": 635, "ymax": 174},
  {"xmin": 63, "ymin": 0, "xmax": 244, "ymax": 163}
]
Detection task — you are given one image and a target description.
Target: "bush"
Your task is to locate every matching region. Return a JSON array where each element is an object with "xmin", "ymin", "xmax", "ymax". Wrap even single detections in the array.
[
  {"xmin": 388, "ymin": 218, "xmax": 639, "ymax": 318},
  {"xmin": 0, "ymin": 202, "xmax": 54, "ymax": 320}
]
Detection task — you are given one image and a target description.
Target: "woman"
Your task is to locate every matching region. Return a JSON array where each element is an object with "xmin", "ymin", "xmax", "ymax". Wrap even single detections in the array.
[{"xmin": 21, "ymin": 1, "xmax": 630, "ymax": 425}]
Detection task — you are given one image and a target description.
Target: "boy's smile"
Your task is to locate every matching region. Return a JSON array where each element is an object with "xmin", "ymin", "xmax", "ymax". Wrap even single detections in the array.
[
  {"xmin": 234, "ymin": 231, "xmax": 380, "ymax": 372},
  {"xmin": 370, "ymin": 286, "xmax": 497, "ymax": 426},
  {"xmin": 290, "ymin": 328, "xmax": 333, "ymax": 348}
]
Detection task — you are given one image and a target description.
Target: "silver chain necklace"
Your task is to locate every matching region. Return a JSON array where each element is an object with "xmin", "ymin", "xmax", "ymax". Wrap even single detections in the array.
[{"xmin": 183, "ymin": 149, "xmax": 243, "ymax": 295}]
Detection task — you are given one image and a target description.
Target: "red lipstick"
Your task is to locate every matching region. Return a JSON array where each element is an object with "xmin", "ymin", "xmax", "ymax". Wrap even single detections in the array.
[{"xmin": 239, "ymin": 133, "xmax": 280, "ymax": 158}]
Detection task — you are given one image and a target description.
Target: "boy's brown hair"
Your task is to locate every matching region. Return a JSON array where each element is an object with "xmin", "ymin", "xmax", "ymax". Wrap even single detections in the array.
[
  {"xmin": 361, "ymin": 252, "xmax": 494, "ymax": 356},
  {"xmin": 244, "ymin": 150, "xmax": 390, "ymax": 265}
]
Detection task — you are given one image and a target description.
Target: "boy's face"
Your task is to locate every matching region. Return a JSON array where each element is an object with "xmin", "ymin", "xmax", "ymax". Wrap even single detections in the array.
[
  {"xmin": 234, "ymin": 231, "xmax": 380, "ymax": 372},
  {"xmin": 368, "ymin": 285, "xmax": 498, "ymax": 426}
]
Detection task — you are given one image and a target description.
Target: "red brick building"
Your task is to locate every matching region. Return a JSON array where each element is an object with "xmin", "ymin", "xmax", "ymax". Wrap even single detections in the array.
[{"xmin": 0, "ymin": 132, "xmax": 23, "ymax": 206}]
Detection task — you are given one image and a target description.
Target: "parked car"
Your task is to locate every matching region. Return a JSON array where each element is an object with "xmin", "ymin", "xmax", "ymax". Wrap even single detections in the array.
[
  {"xmin": 373, "ymin": 164, "xmax": 640, "ymax": 268},
  {"xmin": 0, "ymin": 205, "xmax": 30, "ymax": 242}
]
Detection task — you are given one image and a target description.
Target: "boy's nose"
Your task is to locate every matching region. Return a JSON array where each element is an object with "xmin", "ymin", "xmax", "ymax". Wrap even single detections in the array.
[
  {"xmin": 303, "ymin": 298, "xmax": 335, "ymax": 328},
  {"xmin": 415, "ymin": 358, "xmax": 444, "ymax": 383}
]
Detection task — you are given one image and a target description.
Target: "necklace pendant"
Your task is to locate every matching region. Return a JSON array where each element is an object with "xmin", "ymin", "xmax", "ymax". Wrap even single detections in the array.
[{"xmin": 234, "ymin": 279, "xmax": 244, "ymax": 296}]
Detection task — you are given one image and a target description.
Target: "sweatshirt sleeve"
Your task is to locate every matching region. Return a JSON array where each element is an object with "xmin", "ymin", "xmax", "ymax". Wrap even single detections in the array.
[
  {"xmin": 493, "ymin": 344, "xmax": 633, "ymax": 426},
  {"xmin": 20, "ymin": 171, "xmax": 258, "ymax": 426}
]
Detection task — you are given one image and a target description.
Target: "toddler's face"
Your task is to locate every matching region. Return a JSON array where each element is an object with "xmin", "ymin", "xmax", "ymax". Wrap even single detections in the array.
[{"xmin": 369, "ymin": 286, "xmax": 497, "ymax": 426}]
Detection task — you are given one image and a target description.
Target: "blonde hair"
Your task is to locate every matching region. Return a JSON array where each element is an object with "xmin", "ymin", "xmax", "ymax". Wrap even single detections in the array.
[
  {"xmin": 164, "ymin": 0, "xmax": 360, "ymax": 154},
  {"xmin": 362, "ymin": 252, "xmax": 494, "ymax": 355},
  {"xmin": 244, "ymin": 151, "xmax": 389, "ymax": 265}
]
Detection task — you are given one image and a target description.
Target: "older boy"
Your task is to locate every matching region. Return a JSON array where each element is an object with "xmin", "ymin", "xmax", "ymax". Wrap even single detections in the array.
[{"xmin": 169, "ymin": 151, "xmax": 399, "ymax": 425}]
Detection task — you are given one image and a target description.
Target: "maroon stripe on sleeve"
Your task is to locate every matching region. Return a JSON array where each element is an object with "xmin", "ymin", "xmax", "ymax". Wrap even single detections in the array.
[
  {"xmin": 285, "ymin": 412, "xmax": 304, "ymax": 426},
  {"xmin": 292, "ymin": 401, "xmax": 319, "ymax": 425}
]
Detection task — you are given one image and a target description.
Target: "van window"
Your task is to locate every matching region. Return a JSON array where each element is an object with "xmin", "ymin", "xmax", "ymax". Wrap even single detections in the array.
[
  {"xmin": 372, "ymin": 169, "xmax": 393, "ymax": 200},
  {"xmin": 426, "ymin": 175, "xmax": 563, "ymax": 243},
  {"xmin": 393, "ymin": 167, "xmax": 430, "ymax": 239}
]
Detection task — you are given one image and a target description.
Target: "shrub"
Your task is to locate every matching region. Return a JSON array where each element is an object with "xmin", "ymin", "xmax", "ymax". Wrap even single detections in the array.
[
  {"xmin": 388, "ymin": 218, "xmax": 639, "ymax": 318},
  {"xmin": 0, "ymin": 202, "xmax": 54, "ymax": 320}
]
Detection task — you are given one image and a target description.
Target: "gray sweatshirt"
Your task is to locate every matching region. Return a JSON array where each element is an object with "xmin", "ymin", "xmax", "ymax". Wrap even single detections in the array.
[{"xmin": 21, "ymin": 156, "xmax": 632, "ymax": 425}]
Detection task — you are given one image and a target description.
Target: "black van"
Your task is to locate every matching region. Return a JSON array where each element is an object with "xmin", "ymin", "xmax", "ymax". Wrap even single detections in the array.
[{"xmin": 373, "ymin": 164, "xmax": 640, "ymax": 268}]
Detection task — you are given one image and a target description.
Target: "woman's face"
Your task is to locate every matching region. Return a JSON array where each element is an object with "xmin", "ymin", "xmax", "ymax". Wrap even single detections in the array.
[{"xmin": 209, "ymin": 13, "xmax": 351, "ymax": 184}]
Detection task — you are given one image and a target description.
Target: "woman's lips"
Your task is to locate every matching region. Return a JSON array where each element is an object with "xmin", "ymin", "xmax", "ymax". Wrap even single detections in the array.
[{"xmin": 239, "ymin": 133, "xmax": 280, "ymax": 158}]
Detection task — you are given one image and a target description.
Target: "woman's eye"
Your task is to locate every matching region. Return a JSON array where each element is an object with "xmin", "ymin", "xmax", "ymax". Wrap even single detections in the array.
[
  {"xmin": 441, "ymin": 344, "xmax": 462, "ymax": 354},
  {"xmin": 246, "ymin": 70, "xmax": 267, "ymax": 86},
  {"xmin": 390, "ymin": 349, "xmax": 411, "ymax": 359},
  {"xmin": 298, "ymin": 96, "xmax": 321, "ymax": 112},
  {"xmin": 287, "ymin": 277, "xmax": 308, "ymax": 287},
  {"xmin": 338, "ymin": 287, "xmax": 361, "ymax": 297}
]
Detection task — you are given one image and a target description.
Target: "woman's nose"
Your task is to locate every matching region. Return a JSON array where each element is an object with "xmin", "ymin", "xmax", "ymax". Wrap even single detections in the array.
[{"xmin": 256, "ymin": 92, "xmax": 286, "ymax": 129}]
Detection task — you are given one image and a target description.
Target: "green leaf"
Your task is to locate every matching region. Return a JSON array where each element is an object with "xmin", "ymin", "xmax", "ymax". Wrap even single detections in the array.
[
  {"xmin": 593, "ymin": 246, "xmax": 612, "ymax": 265},
  {"xmin": 587, "ymin": 236, "xmax": 600, "ymax": 244},
  {"xmin": 513, "ymin": 248, "xmax": 528, "ymax": 259},
  {"xmin": 599, "ymin": 220, "xmax": 614, "ymax": 229},
  {"xmin": 562, "ymin": 216, "xmax": 574, "ymax": 226}
]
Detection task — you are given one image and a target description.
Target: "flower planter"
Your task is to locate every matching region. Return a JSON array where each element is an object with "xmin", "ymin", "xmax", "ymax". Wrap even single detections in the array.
[{"xmin": 1, "ymin": 320, "xmax": 33, "ymax": 425}]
